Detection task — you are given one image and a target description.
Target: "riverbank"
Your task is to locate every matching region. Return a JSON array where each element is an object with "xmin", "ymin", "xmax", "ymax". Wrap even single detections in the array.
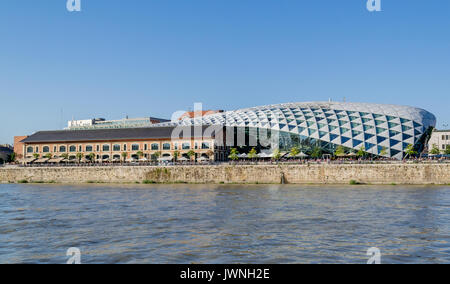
[{"xmin": 1, "ymin": 164, "xmax": 450, "ymax": 185}]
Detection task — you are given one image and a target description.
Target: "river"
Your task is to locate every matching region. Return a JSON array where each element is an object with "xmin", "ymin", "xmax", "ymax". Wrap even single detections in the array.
[{"xmin": 0, "ymin": 184, "xmax": 449, "ymax": 263}]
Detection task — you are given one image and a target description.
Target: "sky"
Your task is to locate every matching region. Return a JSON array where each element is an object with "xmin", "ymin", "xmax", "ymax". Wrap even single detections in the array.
[{"xmin": 1, "ymin": 0, "xmax": 449, "ymax": 144}]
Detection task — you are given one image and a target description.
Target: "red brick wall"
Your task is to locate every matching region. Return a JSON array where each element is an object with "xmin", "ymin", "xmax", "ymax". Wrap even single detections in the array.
[{"xmin": 14, "ymin": 136, "xmax": 28, "ymax": 159}]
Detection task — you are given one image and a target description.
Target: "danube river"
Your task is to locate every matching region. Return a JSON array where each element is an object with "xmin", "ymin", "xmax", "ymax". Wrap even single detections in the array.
[{"xmin": 0, "ymin": 184, "xmax": 449, "ymax": 264}]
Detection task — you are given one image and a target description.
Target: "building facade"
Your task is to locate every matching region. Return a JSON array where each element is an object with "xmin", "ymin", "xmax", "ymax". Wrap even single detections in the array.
[
  {"xmin": 428, "ymin": 129, "xmax": 450, "ymax": 154},
  {"xmin": 0, "ymin": 144, "xmax": 13, "ymax": 163},
  {"xmin": 16, "ymin": 126, "xmax": 228, "ymax": 162},
  {"xmin": 165, "ymin": 101, "xmax": 436, "ymax": 159}
]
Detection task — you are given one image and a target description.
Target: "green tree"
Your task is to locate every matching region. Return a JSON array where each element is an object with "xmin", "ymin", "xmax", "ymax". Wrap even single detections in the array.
[
  {"xmin": 248, "ymin": 147, "xmax": 258, "ymax": 159},
  {"xmin": 61, "ymin": 153, "xmax": 69, "ymax": 160},
  {"xmin": 357, "ymin": 146, "xmax": 366, "ymax": 158},
  {"xmin": 445, "ymin": 145, "xmax": 450, "ymax": 155},
  {"xmin": 404, "ymin": 144, "xmax": 418, "ymax": 159},
  {"xmin": 88, "ymin": 153, "xmax": 95, "ymax": 163},
  {"xmin": 379, "ymin": 146, "xmax": 388, "ymax": 157},
  {"xmin": 430, "ymin": 144, "xmax": 440, "ymax": 155},
  {"xmin": 272, "ymin": 149, "xmax": 281, "ymax": 161},
  {"xmin": 136, "ymin": 151, "xmax": 144, "ymax": 160},
  {"xmin": 311, "ymin": 146, "xmax": 322, "ymax": 159},
  {"xmin": 8, "ymin": 152, "xmax": 16, "ymax": 163},
  {"xmin": 228, "ymin": 148, "xmax": 239, "ymax": 161},
  {"xmin": 334, "ymin": 145, "xmax": 346, "ymax": 157},
  {"xmin": 76, "ymin": 153, "xmax": 83, "ymax": 162},
  {"xmin": 186, "ymin": 150, "xmax": 196, "ymax": 161},
  {"xmin": 173, "ymin": 151, "xmax": 180, "ymax": 162},
  {"xmin": 289, "ymin": 146, "xmax": 300, "ymax": 158},
  {"xmin": 121, "ymin": 152, "xmax": 128, "ymax": 162},
  {"xmin": 33, "ymin": 153, "xmax": 40, "ymax": 159},
  {"xmin": 44, "ymin": 153, "xmax": 53, "ymax": 159}
]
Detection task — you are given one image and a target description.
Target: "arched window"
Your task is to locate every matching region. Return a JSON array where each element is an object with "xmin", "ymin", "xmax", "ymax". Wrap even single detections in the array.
[
  {"xmin": 59, "ymin": 146, "xmax": 66, "ymax": 152},
  {"xmin": 85, "ymin": 145, "xmax": 93, "ymax": 152},
  {"xmin": 182, "ymin": 143, "xmax": 190, "ymax": 150},
  {"xmin": 163, "ymin": 143, "xmax": 171, "ymax": 150},
  {"xmin": 151, "ymin": 144, "xmax": 159, "ymax": 150},
  {"xmin": 27, "ymin": 146, "xmax": 34, "ymax": 153},
  {"xmin": 113, "ymin": 144, "xmax": 121, "ymax": 151},
  {"xmin": 132, "ymin": 144, "xmax": 139, "ymax": 151},
  {"xmin": 202, "ymin": 142, "xmax": 210, "ymax": 149},
  {"xmin": 102, "ymin": 145, "xmax": 110, "ymax": 152},
  {"xmin": 43, "ymin": 146, "xmax": 50, "ymax": 153},
  {"xmin": 69, "ymin": 145, "xmax": 76, "ymax": 152}
]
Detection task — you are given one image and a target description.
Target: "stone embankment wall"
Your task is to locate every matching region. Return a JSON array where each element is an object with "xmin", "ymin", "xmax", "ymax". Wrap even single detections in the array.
[{"xmin": 1, "ymin": 164, "xmax": 449, "ymax": 185}]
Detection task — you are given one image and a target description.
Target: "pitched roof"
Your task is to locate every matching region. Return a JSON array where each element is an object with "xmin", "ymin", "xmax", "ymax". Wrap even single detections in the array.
[{"xmin": 21, "ymin": 126, "xmax": 222, "ymax": 143}]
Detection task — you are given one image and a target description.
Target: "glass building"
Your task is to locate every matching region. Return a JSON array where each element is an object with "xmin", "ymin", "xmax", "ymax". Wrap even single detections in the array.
[{"xmin": 170, "ymin": 102, "xmax": 436, "ymax": 159}]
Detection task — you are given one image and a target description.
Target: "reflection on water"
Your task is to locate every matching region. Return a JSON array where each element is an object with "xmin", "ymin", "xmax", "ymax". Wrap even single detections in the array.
[{"xmin": 0, "ymin": 184, "xmax": 449, "ymax": 264}]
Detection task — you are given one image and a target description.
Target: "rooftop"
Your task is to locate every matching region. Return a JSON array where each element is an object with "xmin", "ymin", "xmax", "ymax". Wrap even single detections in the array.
[{"xmin": 21, "ymin": 126, "xmax": 223, "ymax": 144}]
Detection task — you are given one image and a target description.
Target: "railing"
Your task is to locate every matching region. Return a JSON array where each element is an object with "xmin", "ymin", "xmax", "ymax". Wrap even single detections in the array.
[{"xmin": 7, "ymin": 158, "xmax": 450, "ymax": 168}]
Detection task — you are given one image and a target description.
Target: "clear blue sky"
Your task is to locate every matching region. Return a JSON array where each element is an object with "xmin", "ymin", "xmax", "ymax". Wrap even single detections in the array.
[{"xmin": 1, "ymin": 0, "xmax": 449, "ymax": 144}]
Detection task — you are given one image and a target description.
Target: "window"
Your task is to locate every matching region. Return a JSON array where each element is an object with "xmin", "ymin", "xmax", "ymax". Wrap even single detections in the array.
[
  {"xmin": 182, "ymin": 143, "xmax": 190, "ymax": 150},
  {"xmin": 123, "ymin": 144, "xmax": 127, "ymax": 151},
  {"xmin": 132, "ymin": 144, "xmax": 139, "ymax": 151},
  {"xmin": 79, "ymin": 145, "xmax": 82, "ymax": 152},
  {"xmin": 54, "ymin": 146, "xmax": 57, "ymax": 152},
  {"xmin": 69, "ymin": 146, "xmax": 76, "ymax": 152},
  {"xmin": 43, "ymin": 146, "xmax": 50, "ymax": 153},
  {"xmin": 113, "ymin": 144, "xmax": 121, "ymax": 151},
  {"xmin": 59, "ymin": 146, "xmax": 66, "ymax": 152},
  {"xmin": 85, "ymin": 145, "xmax": 93, "ymax": 152},
  {"xmin": 27, "ymin": 146, "xmax": 34, "ymax": 153},
  {"xmin": 195, "ymin": 143, "xmax": 198, "ymax": 149},
  {"xmin": 202, "ymin": 142, "xmax": 210, "ymax": 149},
  {"xmin": 144, "ymin": 144, "xmax": 148, "ymax": 151},
  {"xmin": 96, "ymin": 145, "xmax": 100, "ymax": 151},
  {"xmin": 35, "ymin": 147, "xmax": 39, "ymax": 153},
  {"xmin": 102, "ymin": 145, "xmax": 110, "ymax": 152},
  {"xmin": 151, "ymin": 144, "xmax": 159, "ymax": 150},
  {"xmin": 174, "ymin": 143, "xmax": 178, "ymax": 150},
  {"xmin": 163, "ymin": 143, "xmax": 171, "ymax": 150}
]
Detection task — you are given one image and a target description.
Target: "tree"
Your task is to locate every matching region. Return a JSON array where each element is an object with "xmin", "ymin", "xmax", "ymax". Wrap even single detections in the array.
[
  {"xmin": 186, "ymin": 150, "xmax": 196, "ymax": 161},
  {"xmin": 61, "ymin": 153, "xmax": 69, "ymax": 160},
  {"xmin": 357, "ymin": 146, "xmax": 366, "ymax": 159},
  {"xmin": 248, "ymin": 148, "xmax": 258, "ymax": 159},
  {"xmin": 289, "ymin": 146, "xmax": 300, "ymax": 158},
  {"xmin": 229, "ymin": 148, "xmax": 239, "ymax": 161},
  {"xmin": 272, "ymin": 149, "xmax": 281, "ymax": 161},
  {"xmin": 121, "ymin": 152, "xmax": 128, "ymax": 162},
  {"xmin": 206, "ymin": 150, "xmax": 214, "ymax": 159},
  {"xmin": 311, "ymin": 146, "xmax": 322, "ymax": 159},
  {"xmin": 44, "ymin": 153, "xmax": 53, "ymax": 159},
  {"xmin": 33, "ymin": 153, "xmax": 40, "ymax": 159},
  {"xmin": 334, "ymin": 145, "xmax": 346, "ymax": 157},
  {"xmin": 445, "ymin": 145, "xmax": 450, "ymax": 155},
  {"xmin": 430, "ymin": 144, "xmax": 440, "ymax": 155},
  {"xmin": 8, "ymin": 152, "xmax": 16, "ymax": 163},
  {"xmin": 76, "ymin": 153, "xmax": 83, "ymax": 162},
  {"xmin": 88, "ymin": 153, "xmax": 95, "ymax": 163},
  {"xmin": 173, "ymin": 151, "xmax": 180, "ymax": 162},
  {"xmin": 136, "ymin": 151, "xmax": 144, "ymax": 160},
  {"xmin": 379, "ymin": 146, "xmax": 388, "ymax": 157},
  {"xmin": 404, "ymin": 144, "xmax": 418, "ymax": 159}
]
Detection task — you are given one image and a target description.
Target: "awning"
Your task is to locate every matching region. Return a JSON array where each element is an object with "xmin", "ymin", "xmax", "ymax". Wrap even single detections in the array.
[
  {"xmin": 34, "ymin": 158, "xmax": 50, "ymax": 163},
  {"xmin": 177, "ymin": 157, "xmax": 189, "ymax": 161},
  {"xmin": 20, "ymin": 158, "xmax": 36, "ymax": 164},
  {"xmin": 48, "ymin": 157, "xmax": 65, "ymax": 163},
  {"xmin": 158, "ymin": 156, "xmax": 173, "ymax": 161}
]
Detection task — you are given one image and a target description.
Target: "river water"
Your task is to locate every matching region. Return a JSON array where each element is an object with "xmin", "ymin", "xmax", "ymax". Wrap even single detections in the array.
[{"xmin": 0, "ymin": 184, "xmax": 449, "ymax": 264}]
